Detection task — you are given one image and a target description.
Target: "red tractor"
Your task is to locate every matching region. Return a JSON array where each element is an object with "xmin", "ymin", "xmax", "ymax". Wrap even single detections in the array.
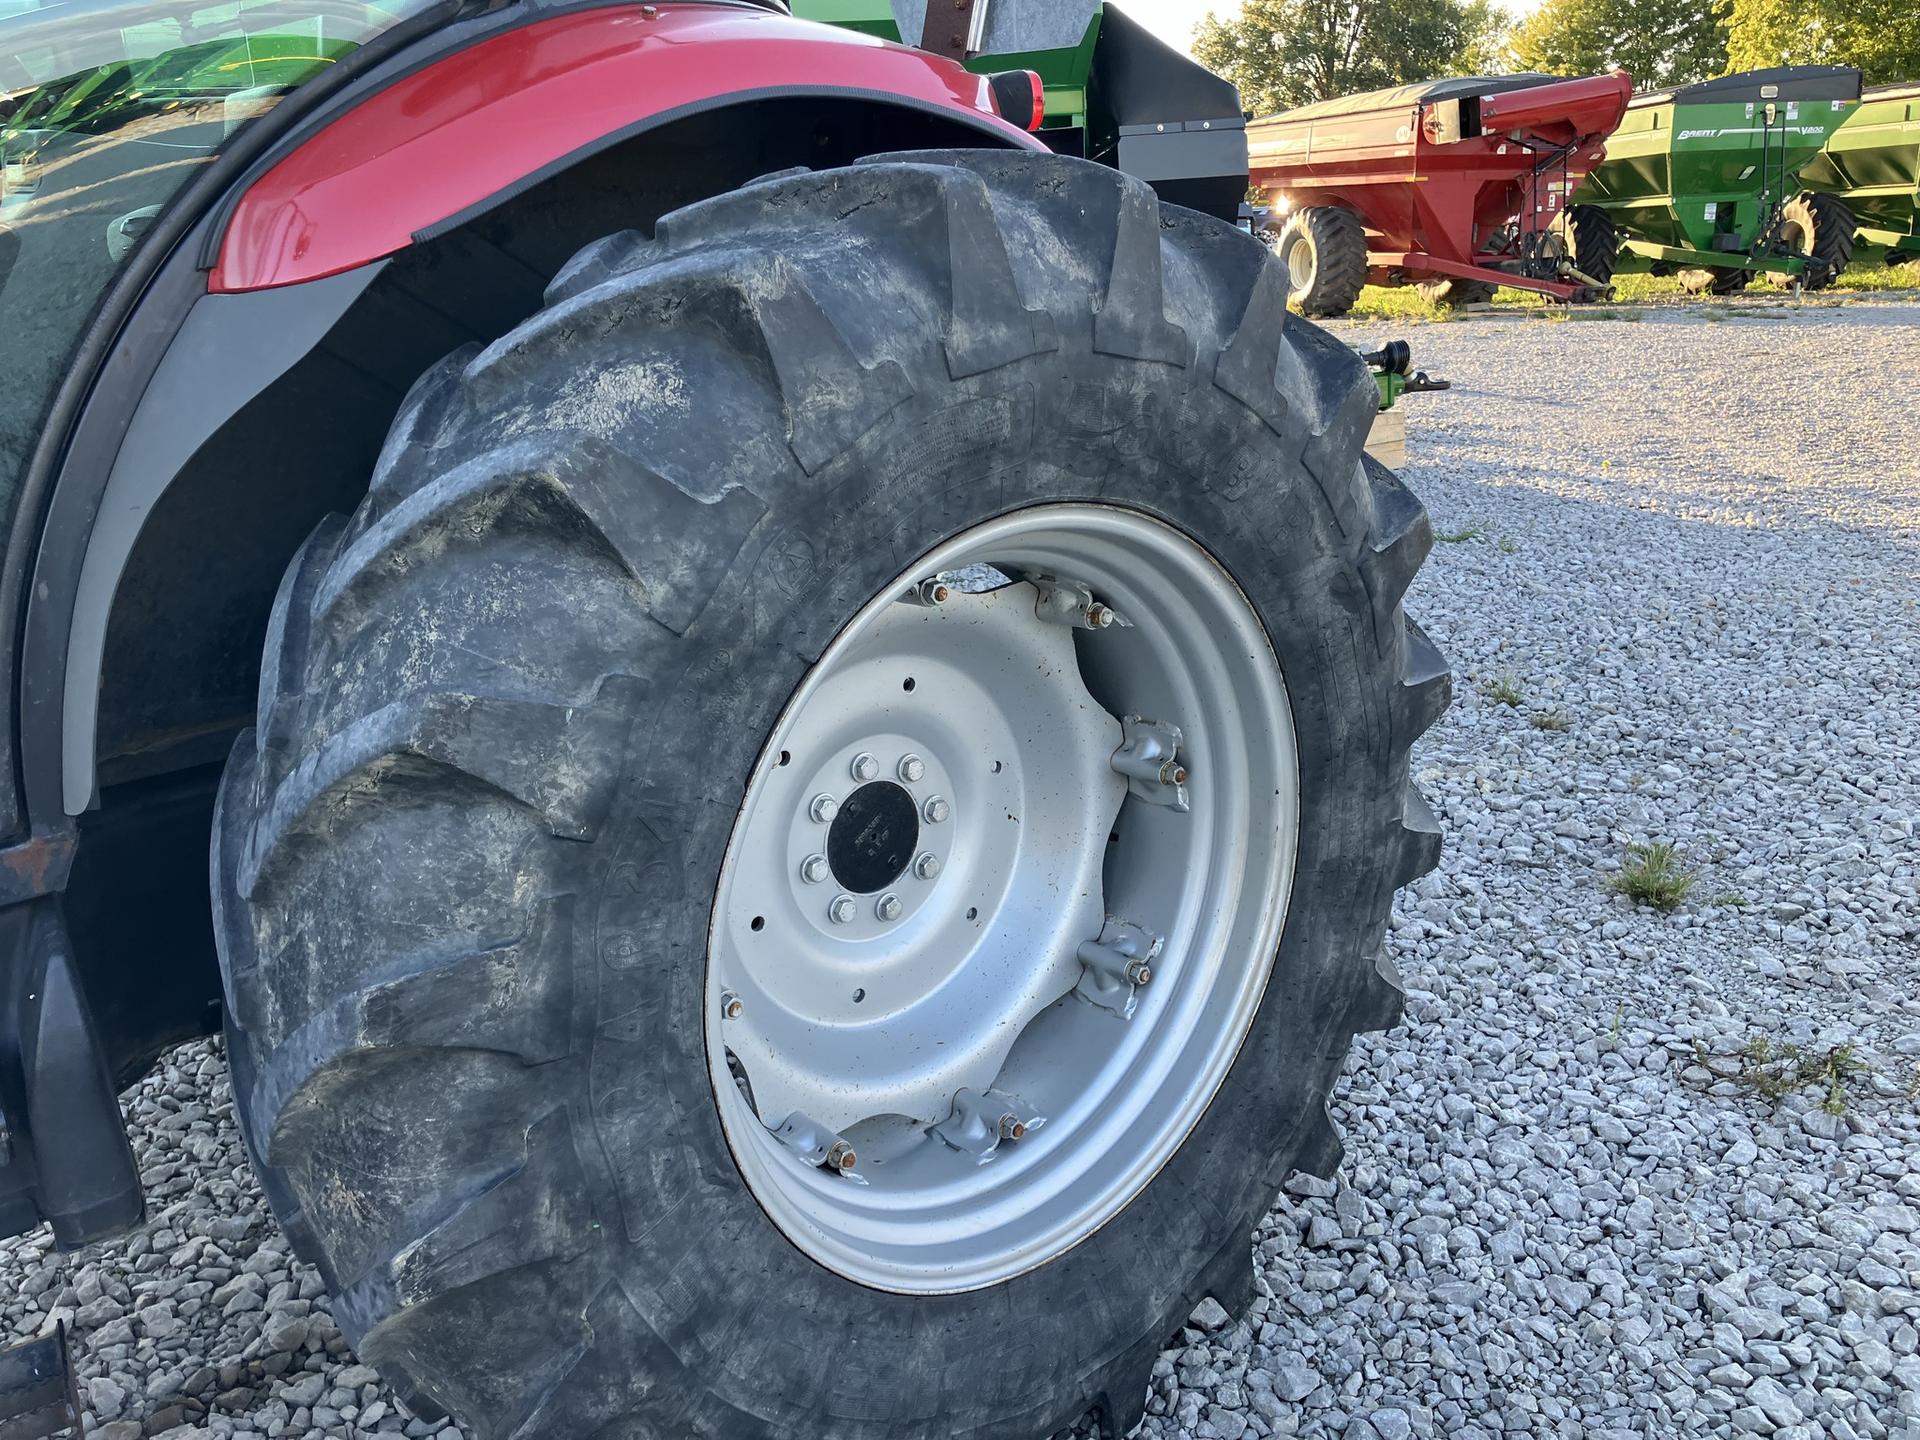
[{"xmin": 0, "ymin": 3, "xmax": 1448, "ymax": 1436}]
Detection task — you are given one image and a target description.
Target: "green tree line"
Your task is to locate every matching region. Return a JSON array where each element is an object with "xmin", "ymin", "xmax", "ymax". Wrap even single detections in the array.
[{"xmin": 1195, "ymin": 0, "xmax": 1920, "ymax": 115}]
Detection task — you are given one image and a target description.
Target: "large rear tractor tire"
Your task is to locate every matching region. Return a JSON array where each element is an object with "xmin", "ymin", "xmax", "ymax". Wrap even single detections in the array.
[
  {"xmin": 213, "ymin": 152, "xmax": 1450, "ymax": 1440},
  {"xmin": 1415, "ymin": 275, "xmax": 1499, "ymax": 307},
  {"xmin": 1554, "ymin": 203, "xmax": 1618, "ymax": 301},
  {"xmin": 1771, "ymin": 190, "xmax": 1855, "ymax": 289},
  {"xmin": 1271, "ymin": 204, "xmax": 1369, "ymax": 316}
]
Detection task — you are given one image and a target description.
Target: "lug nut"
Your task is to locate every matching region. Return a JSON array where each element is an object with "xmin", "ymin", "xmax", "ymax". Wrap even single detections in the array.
[
  {"xmin": 1159, "ymin": 760, "xmax": 1188, "ymax": 786},
  {"xmin": 913, "ymin": 852, "xmax": 942, "ymax": 880},
  {"xmin": 923, "ymin": 795, "xmax": 951, "ymax": 824},
  {"xmin": 810, "ymin": 794, "xmax": 839, "ymax": 823},
  {"xmin": 998, "ymin": 1113, "xmax": 1027, "ymax": 1141},
  {"xmin": 898, "ymin": 754, "xmax": 927, "ymax": 783},
  {"xmin": 1086, "ymin": 603, "xmax": 1115, "ymax": 629},
  {"xmin": 876, "ymin": 893, "xmax": 903, "ymax": 922},
  {"xmin": 829, "ymin": 895, "xmax": 856, "ymax": 925},
  {"xmin": 825, "ymin": 1140, "xmax": 858, "ymax": 1172},
  {"xmin": 850, "ymin": 752, "xmax": 879, "ymax": 782},
  {"xmin": 719, "ymin": 990, "xmax": 744, "ymax": 1020},
  {"xmin": 800, "ymin": 854, "xmax": 830, "ymax": 884},
  {"xmin": 1126, "ymin": 959, "xmax": 1153, "ymax": 986}
]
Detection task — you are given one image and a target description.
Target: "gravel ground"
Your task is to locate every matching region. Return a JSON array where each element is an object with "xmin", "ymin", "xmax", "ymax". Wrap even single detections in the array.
[{"xmin": 6, "ymin": 298, "xmax": 1919, "ymax": 1440}]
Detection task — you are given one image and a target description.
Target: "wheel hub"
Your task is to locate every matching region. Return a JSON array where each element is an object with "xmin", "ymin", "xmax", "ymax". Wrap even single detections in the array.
[
  {"xmin": 826, "ymin": 781, "xmax": 920, "ymax": 894},
  {"xmin": 719, "ymin": 582, "xmax": 1124, "ymax": 1136},
  {"xmin": 706, "ymin": 505, "xmax": 1298, "ymax": 1293}
]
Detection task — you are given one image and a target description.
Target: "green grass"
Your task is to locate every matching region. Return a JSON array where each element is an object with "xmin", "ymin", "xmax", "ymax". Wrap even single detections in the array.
[
  {"xmin": 1529, "ymin": 710, "xmax": 1570, "ymax": 732},
  {"xmin": 1829, "ymin": 258, "xmax": 1920, "ymax": 293},
  {"xmin": 1342, "ymin": 288, "xmax": 1459, "ymax": 323},
  {"xmin": 1735, "ymin": 1036, "xmax": 1869, "ymax": 1114},
  {"xmin": 1608, "ymin": 841, "xmax": 1698, "ymax": 912},
  {"xmin": 1480, "ymin": 674, "xmax": 1524, "ymax": 708},
  {"xmin": 1325, "ymin": 259, "xmax": 1919, "ymax": 323},
  {"xmin": 1433, "ymin": 522, "xmax": 1486, "ymax": 543}
]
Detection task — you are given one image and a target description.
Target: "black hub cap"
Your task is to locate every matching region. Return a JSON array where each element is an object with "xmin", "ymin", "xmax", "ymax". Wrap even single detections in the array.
[{"xmin": 827, "ymin": 781, "xmax": 920, "ymax": 893}]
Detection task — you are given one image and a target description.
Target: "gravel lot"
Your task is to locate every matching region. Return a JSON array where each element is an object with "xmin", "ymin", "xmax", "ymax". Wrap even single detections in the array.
[{"xmin": 6, "ymin": 298, "xmax": 1919, "ymax": 1440}]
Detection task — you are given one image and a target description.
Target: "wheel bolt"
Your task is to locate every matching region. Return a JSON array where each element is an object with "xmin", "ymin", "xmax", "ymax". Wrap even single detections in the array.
[
  {"xmin": 800, "ymin": 854, "xmax": 830, "ymax": 884},
  {"xmin": 998, "ymin": 1113, "xmax": 1027, "ymax": 1141},
  {"xmin": 810, "ymin": 794, "xmax": 839, "ymax": 823},
  {"xmin": 898, "ymin": 754, "xmax": 927, "ymax": 783},
  {"xmin": 913, "ymin": 852, "xmax": 941, "ymax": 880},
  {"xmin": 829, "ymin": 895, "xmax": 856, "ymax": 925},
  {"xmin": 850, "ymin": 752, "xmax": 879, "ymax": 782},
  {"xmin": 1158, "ymin": 760, "xmax": 1188, "ymax": 786},
  {"xmin": 923, "ymin": 795, "xmax": 951, "ymax": 824},
  {"xmin": 719, "ymin": 990, "xmax": 744, "ymax": 1020},
  {"xmin": 1126, "ymin": 958, "xmax": 1153, "ymax": 986},
  {"xmin": 1087, "ymin": 603, "xmax": 1115, "ymax": 629},
  {"xmin": 876, "ymin": 893, "xmax": 903, "ymax": 922},
  {"xmin": 826, "ymin": 1140, "xmax": 858, "ymax": 1172}
]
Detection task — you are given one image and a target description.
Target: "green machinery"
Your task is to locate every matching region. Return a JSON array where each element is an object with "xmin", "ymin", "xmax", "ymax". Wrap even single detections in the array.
[
  {"xmin": 1798, "ymin": 82, "xmax": 1920, "ymax": 265},
  {"xmin": 789, "ymin": 0, "xmax": 1250, "ymax": 218},
  {"xmin": 1575, "ymin": 66, "xmax": 1863, "ymax": 294},
  {"xmin": 792, "ymin": 0, "xmax": 1105, "ymax": 126}
]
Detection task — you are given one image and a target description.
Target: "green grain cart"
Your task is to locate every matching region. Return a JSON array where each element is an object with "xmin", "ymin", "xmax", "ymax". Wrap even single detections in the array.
[
  {"xmin": 789, "ymin": 0, "xmax": 1251, "ymax": 218},
  {"xmin": 1798, "ymin": 82, "xmax": 1920, "ymax": 266},
  {"xmin": 1575, "ymin": 66, "xmax": 1863, "ymax": 295}
]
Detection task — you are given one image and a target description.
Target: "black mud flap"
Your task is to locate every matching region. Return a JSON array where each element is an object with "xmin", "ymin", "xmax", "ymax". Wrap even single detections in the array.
[
  {"xmin": 0, "ymin": 897, "xmax": 143, "ymax": 1246},
  {"xmin": 0, "ymin": 1324, "xmax": 82, "ymax": 1439}
]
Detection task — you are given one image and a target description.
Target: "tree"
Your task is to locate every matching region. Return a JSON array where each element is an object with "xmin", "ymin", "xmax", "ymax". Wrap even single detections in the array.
[
  {"xmin": 1193, "ymin": 0, "xmax": 1510, "ymax": 116},
  {"xmin": 1507, "ymin": 0, "xmax": 1728, "ymax": 89},
  {"xmin": 1724, "ymin": 0, "xmax": 1920, "ymax": 85}
]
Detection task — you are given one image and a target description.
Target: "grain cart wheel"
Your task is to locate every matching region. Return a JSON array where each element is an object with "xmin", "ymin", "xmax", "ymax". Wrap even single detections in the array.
[
  {"xmin": 1415, "ymin": 275, "xmax": 1499, "ymax": 307},
  {"xmin": 1770, "ymin": 190, "xmax": 1855, "ymax": 288},
  {"xmin": 1554, "ymin": 203, "xmax": 1618, "ymax": 301},
  {"xmin": 212, "ymin": 152, "xmax": 1450, "ymax": 1440},
  {"xmin": 1679, "ymin": 266, "xmax": 1751, "ymax": 296},
  {"xmin": 1272, "ymin": 204, "xmax": 1369, "ymax": 316}
]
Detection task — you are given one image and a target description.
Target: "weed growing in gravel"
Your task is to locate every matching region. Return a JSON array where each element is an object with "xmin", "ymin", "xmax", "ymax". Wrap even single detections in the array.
[
  {"xmin": 1435, "ymin": 522, "xmax": 1487, "ymax": 543},
  {"xmin": 1529, "ymin": 710, "xmax": 1570, "ymax": 731},
  {"xmin": 1481, "ymin": 675, "xmax": 1525, "ymax": 707},
  {"xmin": 1734, "ymin": 1036, "xmax": 1870, "ymax": 1115},
  {"xmin": 1496, "ymin": 537, "xmax": 1519, "ymax": 554},
  {"xmin": 1609, "ymin": 841, "xmax": 1697, "ymax": 911}
]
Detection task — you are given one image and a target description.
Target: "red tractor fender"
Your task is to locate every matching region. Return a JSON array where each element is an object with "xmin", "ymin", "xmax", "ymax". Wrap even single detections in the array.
[{"xmin": 211, "ymin": 3, "xmax": 1045, "ymax": 293}]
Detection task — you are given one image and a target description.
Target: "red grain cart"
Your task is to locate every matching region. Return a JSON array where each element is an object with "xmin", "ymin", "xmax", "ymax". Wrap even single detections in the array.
[{"xmin": 1250, "ymin": 71, "xmax": 1634, "ymax": 315}]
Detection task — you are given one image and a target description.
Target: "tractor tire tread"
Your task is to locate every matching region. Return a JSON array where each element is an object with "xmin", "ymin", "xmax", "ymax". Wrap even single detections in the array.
[{"xmin": 216, "ymin": 151, "xmax": 1450, "ymax": 1440}]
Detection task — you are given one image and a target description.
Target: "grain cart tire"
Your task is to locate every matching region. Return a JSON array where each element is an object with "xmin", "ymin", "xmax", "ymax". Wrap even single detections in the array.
[
  {"xmin": 212, "ymin": 152, "xmax": 1450, "ymax": 1440},
  {"xmin": 1415, "ymin": 276, "xmax": 1499, "ymax": 307},
  {"xmin": 1679, "ymin": 267, "xmax": 1751, "ymax": 296},
  {"xmin": 1272, "ymin": 204, "xmax": 1369, "ymax": 316},
  {"xmin": 1771, "ymin": 190, "xmax": 1855, "ymax": 289},
  {"xmin": 1554, "ymin": 203, "xmax": 1618, "ymax": 301}
]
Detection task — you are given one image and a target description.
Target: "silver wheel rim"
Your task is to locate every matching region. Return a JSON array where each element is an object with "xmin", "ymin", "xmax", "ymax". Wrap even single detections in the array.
[{"xmin": 706, "ymin": 505, "xmax": 1298, "ymax": 1293}]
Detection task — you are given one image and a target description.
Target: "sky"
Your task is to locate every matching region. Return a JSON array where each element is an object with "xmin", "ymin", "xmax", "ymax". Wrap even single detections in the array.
[
  {"xmin": 1127, "ymin": 0, "xmax": 1237, "ymax": 56},
  {"xmin": 1125, "ymin": 0, "xmax": 1542, "ymax": 57}
]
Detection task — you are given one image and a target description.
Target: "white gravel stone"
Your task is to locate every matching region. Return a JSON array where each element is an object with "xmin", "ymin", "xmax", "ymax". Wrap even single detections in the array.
[{"xmin": 0, "ymin": 301, "xmax": 1914, "ymax": 1440}]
